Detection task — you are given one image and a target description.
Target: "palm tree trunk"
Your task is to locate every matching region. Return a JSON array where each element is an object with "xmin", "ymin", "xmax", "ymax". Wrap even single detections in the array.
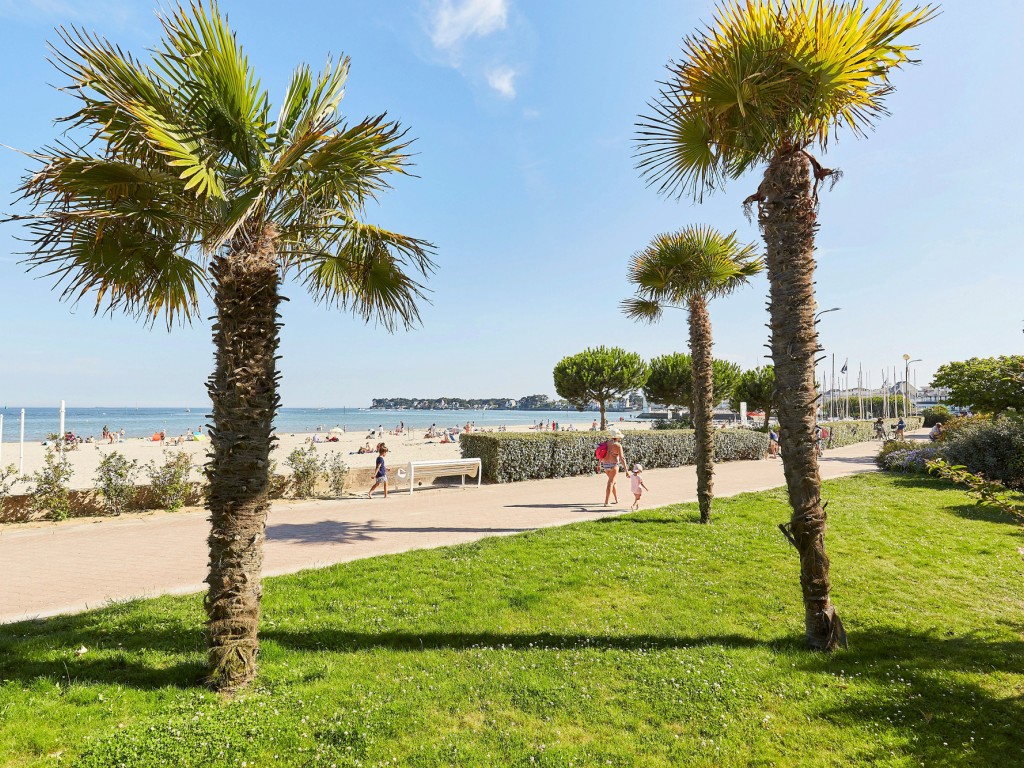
[
  {"xmin": 689, "ymin": 297, "xmax": 714, "ymax": 524},
  {"xmin": 204, "ymin": 223, "xmax": 282, "ymax": 691},
  {"xmin": 759, "ymin": 147, "xmax": 846, "ymax": 651}
]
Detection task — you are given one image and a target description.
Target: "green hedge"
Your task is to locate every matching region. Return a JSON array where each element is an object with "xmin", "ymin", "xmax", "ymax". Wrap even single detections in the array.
[
  {"xmin": 820, "ymin": 417, "xmax": 923, "ymax": 448},
  {"xmin": 460, "ymin": 429, "xmax": 768, "ymax": 483},
  {"xmin": 461, "ymin": 419, "xmax": 924, "ymax": 483}
]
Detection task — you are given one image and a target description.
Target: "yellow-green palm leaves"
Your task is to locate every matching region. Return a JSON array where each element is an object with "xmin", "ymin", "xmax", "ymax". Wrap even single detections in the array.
[
  {"xmin": 15, "ymin": 0, "xmax": 433, "ymax": 328},
  {"xmin": 623, "ymin": 226, "xmax": 762, "ymax": 320},
  {"xmin": 635, "ymin": 0, "xmax": 937, "ymax": 199}
]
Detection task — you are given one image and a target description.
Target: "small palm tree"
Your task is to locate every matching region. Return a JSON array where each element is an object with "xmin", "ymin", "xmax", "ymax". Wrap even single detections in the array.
[
  {"xmin": 623, "ymin": 226, "xmax": 761, "ymax": 524},
  {"xmin": 635, "ymin": 0, "xmax": 934, "ymax": 651},
  {"xmin": 13, "ymin": 1, "xmax": 433, "ymax": 691}
]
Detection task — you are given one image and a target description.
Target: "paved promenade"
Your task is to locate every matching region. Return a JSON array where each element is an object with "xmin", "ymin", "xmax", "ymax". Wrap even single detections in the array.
[{"xmin": 0, "ymin": 437, "xmax": 892, "ymax": 624}]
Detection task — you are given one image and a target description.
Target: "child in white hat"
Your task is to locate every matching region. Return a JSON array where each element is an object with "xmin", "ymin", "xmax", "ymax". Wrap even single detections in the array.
[{"xmin": 628, "ymin": 463, "xmax": 649, "ymax": 511}]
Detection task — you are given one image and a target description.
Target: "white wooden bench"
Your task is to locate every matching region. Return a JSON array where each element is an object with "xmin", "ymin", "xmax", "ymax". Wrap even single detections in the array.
[{"xmin": 405, "ymin": 458, "xmax": 482, "ymax": 495}]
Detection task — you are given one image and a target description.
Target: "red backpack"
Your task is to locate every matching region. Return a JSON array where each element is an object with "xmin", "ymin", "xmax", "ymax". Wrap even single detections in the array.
[{"xmin": 595, "ymin": 441, "xmax": 609, "ymax": 460}]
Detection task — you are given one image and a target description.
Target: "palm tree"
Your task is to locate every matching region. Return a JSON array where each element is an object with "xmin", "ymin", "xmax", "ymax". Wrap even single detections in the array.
[
  {"xmin": 623, "ymin": 226, "xmax": 761, "ymax": 524},
  {"xmin": 12, "ymin": 2, "xmax": 433, "ymax": 691},
  {"xmin": 634, "ymin": 0, "xmax": 934, "ymax": 650}
]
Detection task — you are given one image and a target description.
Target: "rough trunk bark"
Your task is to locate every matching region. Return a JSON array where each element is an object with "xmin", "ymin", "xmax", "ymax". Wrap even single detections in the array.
[
  {"xmin": 689, "ymin": 298, "xmax": 715, "ymax": 524},
  {"xmin": 204, "ymin": 223, "xmax": 282, "ymax": 691},
  {"xmin": 759, "ymin": 147, "xmax": 846, "ymax": 651}
]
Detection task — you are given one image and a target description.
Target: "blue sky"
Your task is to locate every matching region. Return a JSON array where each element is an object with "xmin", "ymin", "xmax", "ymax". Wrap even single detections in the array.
[{"xmin": 1, "ymin": 0, "xmax": 1021, "ymax": 408}]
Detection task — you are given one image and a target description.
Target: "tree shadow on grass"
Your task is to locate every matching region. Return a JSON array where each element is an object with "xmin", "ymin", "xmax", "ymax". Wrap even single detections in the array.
[
  {"xmin": 887, "ymin": 475, "xmax": 1024, "ymax": 529},
  {"xmin": 266, "ymin": 519, "xmax": 533, "ymax": 545},
  {"xmin": 0, "ymin": 608, "xmax": 205, "ymax": 689},
  {"xmin": 794, "ymin": 627, "xmax": 1024, "ymax": 764},
  {"xmin": 3, "ymin": 612, "xmax": 1022, "ymax": 766}
]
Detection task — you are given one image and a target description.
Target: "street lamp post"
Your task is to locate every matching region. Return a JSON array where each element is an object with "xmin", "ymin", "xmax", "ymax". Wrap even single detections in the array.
[{"xmin": 902, "ymin": 354, "xmax": 921, "ymax": 416}]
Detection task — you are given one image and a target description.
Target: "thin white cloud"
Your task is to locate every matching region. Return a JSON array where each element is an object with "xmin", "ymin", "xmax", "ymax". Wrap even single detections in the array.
[
  {"xmin": 430, "ymin": 0, "xmax": 508, "ymax": 54},
  {"xmin": 486, "ymin": 66, "xmax": 516, "ymax": 99}
]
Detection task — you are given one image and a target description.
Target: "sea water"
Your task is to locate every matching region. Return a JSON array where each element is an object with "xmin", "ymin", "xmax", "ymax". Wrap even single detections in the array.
[{"xmin": 0, "ymin": 406, "xmax": 639, "ymax": 442}]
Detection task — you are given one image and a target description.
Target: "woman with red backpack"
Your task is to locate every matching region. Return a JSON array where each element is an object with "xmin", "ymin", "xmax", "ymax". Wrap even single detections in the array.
[{"xmin": 596, "ymin": 428, "xmax": 629, "ymax": 506}]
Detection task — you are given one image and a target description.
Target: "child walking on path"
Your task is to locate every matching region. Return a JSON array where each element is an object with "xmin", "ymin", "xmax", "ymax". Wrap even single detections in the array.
[
  {"xmin": 628, "ymin": 464, "xmax": 649, "ymax": 511},
  {"xmin": 368, "ymin": 445, "xmax": 389, "ymax": 499}
]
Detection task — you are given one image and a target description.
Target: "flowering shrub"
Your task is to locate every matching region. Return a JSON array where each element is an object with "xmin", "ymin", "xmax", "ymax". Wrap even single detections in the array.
[{"xmin": 879, "ymin": 444, "xmax": 940, "ymax": 473}]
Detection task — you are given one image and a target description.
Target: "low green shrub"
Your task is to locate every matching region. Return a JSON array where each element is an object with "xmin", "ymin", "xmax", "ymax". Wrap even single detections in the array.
[
  {"xmin": 652, "ymin": 416, "xmax": 691, "ymax": 430},
  {"xmin": 922, "ymin": 405, "xmax": 953, "ymax": 427},
  {"xmin": 285, "ymin": 445, "xmax": 323, "ymax": 499},
  {"xmin": 146, "ymin": 451, "xmax": 195, "ymax": 511},
  {"xmin": 937, "ymin": 414, "xmax": 1024, "ymax": 489},
  {"xmin": 461, "ymin": 429, "xmax": 767, "ymax": 483},
  {"xmin": 325, "ymin": 454, "xmax": 349, "ymax": 497},
  {"xmin": 29, "ymin": 448, "xmax": 74, "ymax": 520},
  {"xmin": 94, "ymin": 452, "xmax": 141, "ymax": 516},
  {"xmin": 0, "ymin": 463, "xmax": 20, "ymax": 520}
]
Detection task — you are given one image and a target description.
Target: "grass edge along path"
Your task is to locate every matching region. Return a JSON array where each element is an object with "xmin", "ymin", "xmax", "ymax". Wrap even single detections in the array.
[{"xmin": 1, "ymin": 473, "xmax": 1022, "ymax": 767}]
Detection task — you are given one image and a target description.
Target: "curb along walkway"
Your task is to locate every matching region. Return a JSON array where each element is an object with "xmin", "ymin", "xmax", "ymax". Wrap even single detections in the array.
[{"xmin": 0, "ymin": 436, "xmax": 896, "ymax": 624}]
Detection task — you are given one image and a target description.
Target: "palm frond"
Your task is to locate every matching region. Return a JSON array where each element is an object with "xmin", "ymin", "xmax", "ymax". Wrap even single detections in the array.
[
  {"xmin": 635, "ymin": 0, "xmax": 936, "ymax": 199},
  {"xmin": 19, "ymin": 212, "xmax": 205, "ymax": 327},
  {"xmin": 153, "ymin": 0, "xmax": 270, "ymax": 171},
  {"xmin": 624, "ymin": 225, "xmax": 761, "ymax": 318},
  {"xmin": 290, "ymin": 221, "xmax": 435, "ymax": 331},
  {"xmin": 620, "ymin": 297, "xmax": 666, "ymax": 324}
]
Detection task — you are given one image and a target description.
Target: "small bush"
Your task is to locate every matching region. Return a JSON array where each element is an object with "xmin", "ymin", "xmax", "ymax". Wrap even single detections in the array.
[
  {"xmin": 94, "ymin": 452, "xmax": 141, "ymax": 516},
  {"xmin": 285, "ymin": 445, "xmax": 323, "ymax": 499},
  {"xmin": 0, "ymin": 463, "xmax": 19, "ymax": 519},
  {"xmin": 325, "ymin": 454, "xmax": 349, "ymax": 497},
  {"xmin": 922, "ymin": 405, "xmax": 953, "ymax": 427},
  {"xmin": 29, "ymin": 449, "xmax": 74, "ymax": 520},
  {"xmin": 879, "ymin": 444, "xmax": 940, "ymax": 473},
  {"xmin": 147, "ymin": 451, "xmax": 195, "ymax": 511},
  {"xmin": 875, "ymin": 440, "xmax": 917, "ymax": 469},
  {"xmin": 937, "ymin": 414, "xmax": 1024, "ymax": 489},
  {"xmin": 652, "ymin": 417, "xmax": 691, "ymax": 430}
]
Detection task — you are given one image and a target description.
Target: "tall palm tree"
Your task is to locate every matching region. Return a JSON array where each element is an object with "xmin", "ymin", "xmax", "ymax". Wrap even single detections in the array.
[
  {"xmin": 623, "ymin": 226, "xmax": 761, "ymax": 524},
  {"xmin": 634, "ymin": 0, "xmax": 934, "ymax": 650},
  {"xmin": 12, "ymin": 2, "xmax": 433, "ymax": 691}
]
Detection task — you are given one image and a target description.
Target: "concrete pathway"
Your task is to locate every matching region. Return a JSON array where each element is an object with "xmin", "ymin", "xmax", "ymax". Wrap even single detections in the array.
[{"xmin": 0, "ymin": 436, "xmax": 896, "ymax": 624}]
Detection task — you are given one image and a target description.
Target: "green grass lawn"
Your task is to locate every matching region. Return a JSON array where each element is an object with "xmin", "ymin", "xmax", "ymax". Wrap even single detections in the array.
[{"xmin": 1, "ymin": 473, "xmax": 1022, "ymax": 767}]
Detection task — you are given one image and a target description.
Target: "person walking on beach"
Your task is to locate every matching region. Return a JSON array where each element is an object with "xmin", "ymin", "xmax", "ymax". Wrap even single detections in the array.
[
  {"xmin": 368, "ymin": 445, "xmax": 389, "ymax": 499},
  {"xmin": 597, "ymin": 428, "xmax": 628, "ymax": 506}
]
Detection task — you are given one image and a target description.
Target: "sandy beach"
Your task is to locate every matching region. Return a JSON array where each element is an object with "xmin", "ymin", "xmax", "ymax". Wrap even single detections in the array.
[{"xmin": 1, "ymin": 418, "xmax": 651, "ymax": 493}]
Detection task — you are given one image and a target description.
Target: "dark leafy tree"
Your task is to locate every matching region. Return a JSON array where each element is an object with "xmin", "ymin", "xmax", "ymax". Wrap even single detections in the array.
[
  {"xmin": 553, "ymin": 347, "xmax": 649, "ymax": 429},
  {"xmin": 932, "ymin": 357, "xmax": 1024, "ymax": 416},
  {"xmin": 13, "ymin": 1, "xmax": 433, "ymax": 691},
  {"xmin": 730, "ymin": 366, "xmax": 777, "ymax": 429},
  {"xmin": 646, "ymin": 354, "xmax": 742, "ymax": 413}
]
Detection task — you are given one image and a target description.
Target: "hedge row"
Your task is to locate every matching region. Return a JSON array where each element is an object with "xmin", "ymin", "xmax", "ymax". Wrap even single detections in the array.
[
  {"xmin": 460, "ymin": 429, "xmax": 768, "ymax": 483},
  {"xmin": 820, "ymin": 417, "xmax": 923, "ymax": 448}
]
